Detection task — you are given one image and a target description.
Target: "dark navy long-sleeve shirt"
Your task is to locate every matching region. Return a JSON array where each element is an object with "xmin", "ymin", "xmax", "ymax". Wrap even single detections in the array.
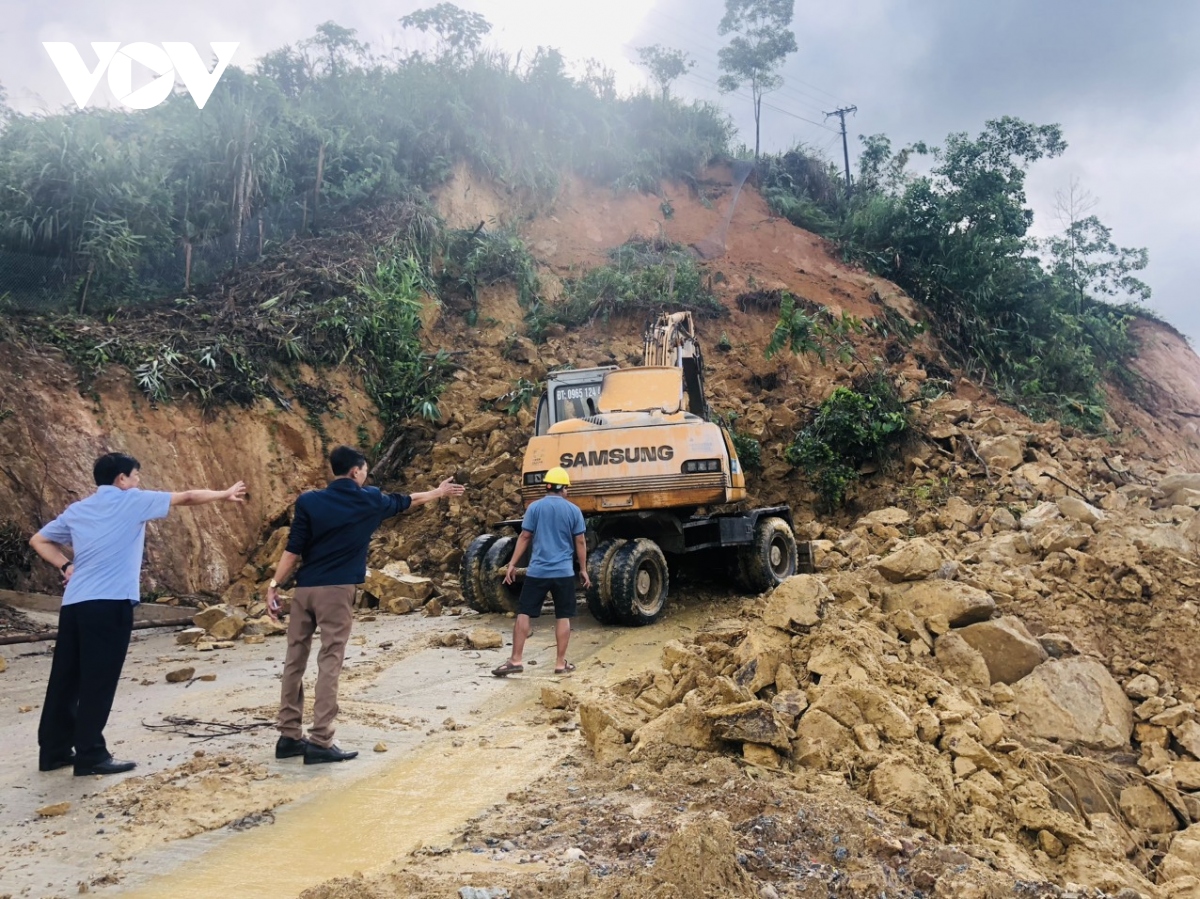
[{"xmin": 285, "ymin": 478, "xmax": 412, "ymax": 588}]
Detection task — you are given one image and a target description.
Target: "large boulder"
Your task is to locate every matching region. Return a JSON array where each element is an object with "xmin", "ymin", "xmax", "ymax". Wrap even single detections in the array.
[
  {"xmin": 808, "ymin": 683, "xmax": 915, "ymax": 742},
  {"xmin": 955, "ymin": 616, "xmax": 1048, "ymax": 685},
  {"xmin": 1162, "ymin": 823, "xmax": 1200, "ymax": 882},
  {"xmin": 792, "ymin": 709, "xmax": 856, "ymax": 769},
  {"xmin": 705, "ymin": 701, "xmax": 793, "ymax": 750},
  {"xmin": 977, "ymin": 434, "xmax": 1024, "ymax": 471},
  {"xmin": 363, "ymin": 568, "xmax": 433, "ymax": 612},
  {"xmin": 881, "ymin": 581, "xmax": 996, "ymax": 628},
  {"xmin": 731, "ymin": 628, "xmax": 790, "ymax": 694},
  {"xmin": 1119, "ymin": 785, "xmax": 1179, "ymax": 833},
  {"xmin": 761, "ymin": 575, "xmax": 830, "ymax": 631},
  {"xmin": 867, "ymin": 755, "xmax": 950, "ymax": 833},
  {"xmin": 876, "ymin": 538, "xmax": 944, "ymax": 583},
  {"xmin": 1057, "ymin": 496, "xmax": 1105, "ymax": 527},
  {"xmin": 1011, "ymin": 657, "xmax": 1134, "ymax": 750},
  {"xmin": 934, "ymin": 632, "xmax": 991, "ymax": 691},
  {"xmin": 631, "ymin": 693, "xmax": 719, "ymax": 755}
]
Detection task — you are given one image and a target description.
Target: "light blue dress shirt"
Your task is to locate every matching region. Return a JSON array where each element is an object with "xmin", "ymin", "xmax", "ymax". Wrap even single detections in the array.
[{"xmin": 38, "ymin": 486, "xmax": 172, "ymax": 604}]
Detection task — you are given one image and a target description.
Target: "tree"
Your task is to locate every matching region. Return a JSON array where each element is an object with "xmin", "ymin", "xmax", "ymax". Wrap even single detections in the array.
[
  {"xmin": 400, "ymin": 3, "xmax": 492, "ymax": 63},
  {"xmin": 302, "ymin": 22, "xmax": 368, "ymax": 77},
  {"xmin": 1043, "ymin": 176, "xmax": 1150, "ymax": 311},
  {"xmin": 716, "ymin": 0, "xmax": 798, "ymax": 158},
  {"xmin": 635, "ymin": 45, "xmax": 694, "ymax": 102}
]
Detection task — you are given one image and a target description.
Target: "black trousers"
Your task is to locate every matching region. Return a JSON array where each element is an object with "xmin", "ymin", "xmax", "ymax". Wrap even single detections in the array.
[{"xmin": 38, "ymin": 599, "xmax": 134, "ymax": 766}]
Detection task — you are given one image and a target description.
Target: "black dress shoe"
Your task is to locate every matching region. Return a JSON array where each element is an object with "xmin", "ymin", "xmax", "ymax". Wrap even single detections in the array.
[
  {"xmin": 303, "ymin": 743, "xmax": 358, "ymax": 765},
  {"xmin": 74, "ymin": 758, "xmax": 137, "ymax": 777},
  {"xmin": 39, "ymin": 752, "xmax": 76, "ymax": 772},
  {"xmin": 275, "ymin": 736, "xmax": 309, "ymax": 759}
]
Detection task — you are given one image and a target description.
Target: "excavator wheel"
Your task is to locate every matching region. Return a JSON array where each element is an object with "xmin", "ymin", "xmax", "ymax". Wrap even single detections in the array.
[
  {"xmin": 737, "ymin": 516, "xmax": 797, "ymax": 594},
  {"xmin": 609, "ymin": 538, "xmax": 669, "ymax": 627},
  {"xmin": 461, "ymin": 534, "xmax": 499, "ymax": 613},
  {"xmin": 481, "ymin": 535, "xmax": 524, "ymax": 614},
  {"xmin": 585, "ymin": 538, "xmax": 626, "ymax": 624}
]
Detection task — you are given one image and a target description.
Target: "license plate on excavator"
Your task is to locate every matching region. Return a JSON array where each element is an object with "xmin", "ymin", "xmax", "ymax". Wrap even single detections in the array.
[{"xmin": 599, "ymin": 494, "xmax": 634, "ymax": 509}]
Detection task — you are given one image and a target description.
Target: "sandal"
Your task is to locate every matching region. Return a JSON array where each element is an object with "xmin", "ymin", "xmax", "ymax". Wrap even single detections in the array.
[
  {"xmin": 492, "ymin": 660, "xmax": 524, "ymax": 677},
  {"xmin": 554, "ymin": 661, "xmax": 576, "ymax": 675}
]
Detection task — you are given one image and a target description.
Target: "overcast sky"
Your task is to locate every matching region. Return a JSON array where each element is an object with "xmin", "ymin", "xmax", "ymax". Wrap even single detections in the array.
[{"xmin": 3, "ymin": 1, "xmax": 1196, "ymax": 342}]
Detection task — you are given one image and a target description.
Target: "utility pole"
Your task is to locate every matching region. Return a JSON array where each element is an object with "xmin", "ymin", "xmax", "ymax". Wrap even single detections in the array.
[{"xmin": 825, "ymin": 105, "xmax": 857, "ymax": 194}]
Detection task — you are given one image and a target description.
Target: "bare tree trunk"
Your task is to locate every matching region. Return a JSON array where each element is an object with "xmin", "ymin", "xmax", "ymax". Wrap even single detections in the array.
[
  {"xmin": 184, "ymin": 240, "xmax": 193, "ymax": 292},
  {"xmin": 78, "ymin": 260, "xmax": 94, "ymax": 314},
  {"xmin": 258, "ymin": 214, "xmax": 264, "ymax": 258},
  {"xmin": 313, "ymin": 142, "xmax": 326, "ymax": 233}
]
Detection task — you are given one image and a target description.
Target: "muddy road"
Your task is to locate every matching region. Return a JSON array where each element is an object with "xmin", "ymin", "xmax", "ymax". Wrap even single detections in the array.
[{"xmin": 0, "ymin": 597, "xmax": 720, "ymax": 898}]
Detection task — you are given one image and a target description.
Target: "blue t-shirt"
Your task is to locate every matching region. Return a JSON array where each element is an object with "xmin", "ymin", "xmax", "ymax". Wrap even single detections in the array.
[
  {"xmin": 522, "ymin": 493, "xmax": 586, "ymax": 578},
  {"xmin": 38, "ymin": 486, "xmax": 172, "ymax": 605},
  {"xmin": 286, "ymin": 478, "xmax": 412, "ymax": 587}
]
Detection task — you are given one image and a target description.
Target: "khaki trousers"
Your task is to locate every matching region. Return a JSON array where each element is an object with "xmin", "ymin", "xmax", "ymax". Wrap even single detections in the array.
[{"xmin": 278, "ymin": 584, "xmax": 355, "ymax": 748}]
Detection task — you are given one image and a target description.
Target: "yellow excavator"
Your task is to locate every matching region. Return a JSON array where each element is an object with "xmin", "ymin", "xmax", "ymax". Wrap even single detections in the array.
[{"xmin": 461, "ymin": 311, "xmax": 813, "ymax": 625}]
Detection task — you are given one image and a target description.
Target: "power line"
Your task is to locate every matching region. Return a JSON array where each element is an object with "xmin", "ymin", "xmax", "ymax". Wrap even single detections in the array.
[{"xmin": 681, "ymin": 70, "xmax": 839, "ymax": 134}]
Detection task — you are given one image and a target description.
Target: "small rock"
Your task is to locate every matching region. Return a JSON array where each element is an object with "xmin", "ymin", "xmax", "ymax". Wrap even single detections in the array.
[
  {"xmin": 563, "ymin": 847, "xmax": 587, "ymax": 862},
  {"xmin": 212, "ymin": 641, "xmax": 235, "ymax": 650},
  {"xmin": 165, "ymin": 667, "xmax": 195, "ymax": 683},
  {"xmin": 198, "ymin": 674, "xmax": 217, "ymax": 682},
  {"xmin": 1124, "ymin": 673, "xmax": 1160, "ymax": 700},
  {"xmin": 175, "ymin": 628, "xmax": 205, "ymax": 645},
  {"xmin": 0, "ymin": 655, "xmax": 6, "ymax": 673},
  {"xmin": 37, "ymin": 802, "xmax": 70, "ymax": 817},
  {"xmin": 243, "ymin": 634, "xmax": 266, "ymax": 645},
  {"xmin": 466, "ymin": 627, "xmax": 504, "ymax": 650},
  {"xmin": 374, "ymin": 742, "xmax": 388, "ymax": 752},
  {"xmin": 424, "ymin": 598, "xmax": 444, "ymax": 617},
  {"xmin": 196, "ymin": 642, "xmax": 215, "ymax": 652}
]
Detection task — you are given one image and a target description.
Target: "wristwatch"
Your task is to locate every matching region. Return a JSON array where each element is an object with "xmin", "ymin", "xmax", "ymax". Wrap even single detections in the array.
[
  {"xmin": 60, "ymin": 561, "xmax": 71, "ymax": 573},
  {"xmin": 269, "ymin": 579, "xmax": 279, "ymax": 589}
]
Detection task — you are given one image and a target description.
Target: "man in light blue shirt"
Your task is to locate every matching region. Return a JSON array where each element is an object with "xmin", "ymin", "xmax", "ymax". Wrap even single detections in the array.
[
  {"xmin": 29, "ymin": 452, "xmax": 247, "ymax": 776},
  {"xmin": 493, "ymin": 466, "xmax": 588, "ymax": 678}
]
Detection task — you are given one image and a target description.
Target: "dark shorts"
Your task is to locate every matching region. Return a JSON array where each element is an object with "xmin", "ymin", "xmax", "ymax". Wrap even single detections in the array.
[{"xmin": 518, "ymin": 575, "xmax": 577, "ymax": 619}]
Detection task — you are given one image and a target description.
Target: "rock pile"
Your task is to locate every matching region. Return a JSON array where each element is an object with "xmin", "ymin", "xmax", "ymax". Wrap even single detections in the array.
[{"xmin": 579, "ymin": 447, "xmax": 1200, "ymax": 897}]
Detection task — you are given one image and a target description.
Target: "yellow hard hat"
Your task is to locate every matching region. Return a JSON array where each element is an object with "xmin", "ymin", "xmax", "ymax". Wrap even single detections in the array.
[{"xmin": 543, "ymin": 466, "xmax": 571, "ymax": 486}]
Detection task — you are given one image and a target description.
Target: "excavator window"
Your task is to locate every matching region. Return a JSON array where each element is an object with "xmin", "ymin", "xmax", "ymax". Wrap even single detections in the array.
[{"xmin": 553, "ymin": 384, "xmax": 603, "ymax": 423}]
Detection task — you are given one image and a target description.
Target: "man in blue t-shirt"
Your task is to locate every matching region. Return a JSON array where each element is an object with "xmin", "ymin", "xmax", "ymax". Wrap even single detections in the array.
[
  {"xmin": 29, "ymin": 452, "xmax": 247, "ymax": 776},
  {"xmin": 266, "ymin": 445, "xmax": 465, "ymax": 764},
  {"xmin": 492, "ymin": 466, "xmax": 588, "ymax": 678}
]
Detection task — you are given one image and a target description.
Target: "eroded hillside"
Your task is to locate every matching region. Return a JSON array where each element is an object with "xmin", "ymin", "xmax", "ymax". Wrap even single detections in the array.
[{"xmin": 5, "ymin": 165, "xmax": 1200, "ymax": 898}]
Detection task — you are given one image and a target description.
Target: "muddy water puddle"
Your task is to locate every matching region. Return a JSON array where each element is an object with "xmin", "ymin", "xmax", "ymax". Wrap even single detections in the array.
[{"xmin": 115, "ymin": 604, "xmax": 711, "ymax": 898}]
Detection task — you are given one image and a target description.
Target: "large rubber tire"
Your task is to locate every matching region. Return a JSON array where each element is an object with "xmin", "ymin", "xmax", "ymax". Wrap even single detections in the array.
[
  {"xmin": 461, "ymin": 534, "xmax": 499, "ymax": 613},
  {"xmin": 482, "ymin": 535, "xmax": 525, "ymax": 614},
  {"xmin": 585, "ymin": 538, "xmax": 626, "ymax": 625},
  {"xmin": 609, "ymin": 538, "xmax": 669, "ymax": 627},
  {"xmin": 737, "ymin": 516, "xmax": 797, "ymax": 594}
]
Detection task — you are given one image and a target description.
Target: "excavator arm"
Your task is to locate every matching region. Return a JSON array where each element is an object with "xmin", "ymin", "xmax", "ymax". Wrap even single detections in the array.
[{"xmin": 643, "ymin": 311, "xmax": 708, "ymax": 420}]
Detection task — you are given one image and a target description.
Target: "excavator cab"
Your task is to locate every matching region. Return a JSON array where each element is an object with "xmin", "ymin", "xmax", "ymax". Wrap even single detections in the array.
[{"xmin": 534, "ymin": 366, "xmax": 616, "ymax": 436}]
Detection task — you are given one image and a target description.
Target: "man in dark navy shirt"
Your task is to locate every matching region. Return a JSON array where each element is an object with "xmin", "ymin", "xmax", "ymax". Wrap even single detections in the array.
[{"xmin": 266, "ymin": 445, "xmax": 465, "ymax": 764}]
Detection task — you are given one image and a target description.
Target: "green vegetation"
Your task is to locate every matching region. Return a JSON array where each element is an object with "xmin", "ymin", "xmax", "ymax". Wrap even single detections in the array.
[
  {"xmin": 22, "ymin": 248, "xmax": 446, "ymax": 447},
  {"xmin": 538, "ymin": 237, "xmax": 725, "ymax": 335},
  {"xmin": 760, "ymin": 119, "xmax": 1151, "ymax": 428},
  {"xmin": 437, "ymin": 226, "xmax": 542, "ymax": 318},
  {"xmin": 764, "ymin": 293, "xmax": 863, "ymax": 365},
  {"xmin": 786, "ymin": 373, "xmax": 909, "ymax": 509},
  {"xmin": 0, "ymin": 14, "xmax": 732, "ymax": 311}
]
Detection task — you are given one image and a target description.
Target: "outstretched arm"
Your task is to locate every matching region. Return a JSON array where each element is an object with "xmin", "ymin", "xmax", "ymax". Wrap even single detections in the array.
[
  {"xmin": 406, "ymin": 477, "xmax": 465, "ymax": 509},
  {"xmin": 171, "ymin": 481, "xmax": 248, "ymax": 507}
]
